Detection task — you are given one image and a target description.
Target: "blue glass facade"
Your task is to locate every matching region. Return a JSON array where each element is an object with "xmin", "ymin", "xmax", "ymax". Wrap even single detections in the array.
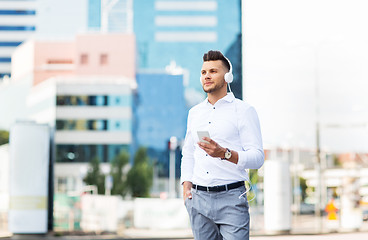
[
  {"xmin": 0, "ymin": 26, "xmax": 36, "ymax": 31},
  {"xmin": 0, "ymin": 0, "xmax": 36, "ymax": 79},
  {"xmin": 0, "ymin": 57, "xmax": 11, "ymax": 63},
  {"xmin": 0, "ymin": 10, "xmax": 36, "ymax": 15},
  {"xmin": 134, "ymin": 72, "xmax": 188, "ymax": 176},
  {"xmin": 85, "ymin": 0, "xmax": 242, "ymax": 98},
  {"xmin": 87, "ymin": 0, "xmax": 132, "ymax": 32},
  {"xmin": 0, "ymin": 73, "xmax": 10, "ymax": 78},
  {"xmin": 88, "ymin": 0, "xmax": 101, "ymax": 30},
  {"xmin": 133, "ymin": 0, "xmax": 243, "ymax": 99},
  {"xmin": 0, "ymin": 42, "xmax": 22, "ymax": 47}
]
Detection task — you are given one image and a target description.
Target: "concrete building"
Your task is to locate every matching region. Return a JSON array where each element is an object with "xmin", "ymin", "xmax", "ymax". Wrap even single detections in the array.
[
  {"xmin": 11, "ymin": 33, "xmax": 135, "ymax": 85},
  {"xmin": 27, "ymin": 76, "xmax": 135, "ymax": 193},
  {"xmin": 0, "ymin": 33, "xmax": 136, "ymax": 194},
  {"xmin": 0, "ymin": 0, "xmax": 91, "ymax": 81}
]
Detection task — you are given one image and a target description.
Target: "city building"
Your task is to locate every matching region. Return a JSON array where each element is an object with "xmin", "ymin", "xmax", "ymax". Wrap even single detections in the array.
[
  {"xmin": 0, "ymin": 0, "xmax": 133, "ymax": 82},
  {"xmin": 77, "ymin": 0, "xmax": 245, "ymax": 104},
  {"xmin": 88, "ymin": 0, "xmax": 133, "ymax": 33},
  {"xmin": 133, "ymin": 0, "xmax": 243, "ymax": 102},
  {"xmin": 0, "ymin": 33, "xmax": 136, "ymax": 194},
  {"xmin": 0, "ymin": 0, "xmax": 36, "ymax": 79},
  {"xmin": 10, "ymin": 33, "xmax": 135, "ymax": 85},
  {"xmin": 27, "ymin": 76, "xmax": 135, "ymax": 193},
  {"xmin": 134, "ymin": 71, "xmax": 188, "ymax": 177}
]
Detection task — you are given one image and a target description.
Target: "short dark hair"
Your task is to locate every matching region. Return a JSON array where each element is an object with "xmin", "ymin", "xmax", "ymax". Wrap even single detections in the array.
[{"xmin": 203, "ymin": 50, "xmax": 230, "ymax": 71}]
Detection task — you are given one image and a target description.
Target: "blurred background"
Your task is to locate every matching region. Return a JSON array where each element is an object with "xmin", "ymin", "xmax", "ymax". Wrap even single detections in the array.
[{"xmin": 0, "ymin": 0, "xmax": 368, "ymax": 238}]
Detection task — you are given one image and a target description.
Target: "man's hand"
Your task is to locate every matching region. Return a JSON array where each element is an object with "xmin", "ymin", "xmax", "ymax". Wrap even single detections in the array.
[
  {"xmin": 198, "ymin": 137, "xmax": 239, "ymax": 164},
  {"xmin": 198, "ymin": 137, "xmax": 226, "ymax": 158},
  {"xmin": 183, "ymin": 181, "xmax": 192, "ymax": 202}
]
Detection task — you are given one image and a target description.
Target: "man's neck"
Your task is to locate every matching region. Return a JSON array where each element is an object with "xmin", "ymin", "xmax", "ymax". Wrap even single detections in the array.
[{"xmin": 207, "ymin": 90, "xmax": 227, "ymax": 105}]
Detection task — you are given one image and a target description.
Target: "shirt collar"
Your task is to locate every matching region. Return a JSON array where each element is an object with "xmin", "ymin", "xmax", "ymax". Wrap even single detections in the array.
[{"xmin": 204, "ymin": 92, "xmax": 235, "ymax": 105}]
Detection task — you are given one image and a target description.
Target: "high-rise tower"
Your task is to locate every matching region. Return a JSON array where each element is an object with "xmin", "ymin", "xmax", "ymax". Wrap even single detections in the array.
[{"xmin": 0, "ymin": 0, "xmax": 36, "ymax": 80}]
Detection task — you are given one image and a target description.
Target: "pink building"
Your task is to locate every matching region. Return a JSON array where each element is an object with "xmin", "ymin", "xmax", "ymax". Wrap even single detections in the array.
[{"xmin": 11, "ymin": 33, "xmax": 136, "ymax": 85}]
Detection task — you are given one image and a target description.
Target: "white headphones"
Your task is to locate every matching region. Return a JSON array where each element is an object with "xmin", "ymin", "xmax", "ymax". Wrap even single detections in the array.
[
  {"xmin": 224, "ymin": 56, "xmax": 233, "ymax": 83},
  {"xmin": 200, "ymin": 56, "xmax": 233, "ymax": 84}
]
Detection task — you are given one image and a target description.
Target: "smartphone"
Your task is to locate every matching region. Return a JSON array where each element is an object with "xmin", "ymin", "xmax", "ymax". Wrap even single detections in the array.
[{"xmin": 197, "ymin": 131, "xmax": 210, "ymax": 144}]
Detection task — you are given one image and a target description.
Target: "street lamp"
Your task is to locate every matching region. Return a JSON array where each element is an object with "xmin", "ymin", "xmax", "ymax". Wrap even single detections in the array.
[{"xmin": 169, "ymin": 136, "xmax": 178, "ymax": 198}]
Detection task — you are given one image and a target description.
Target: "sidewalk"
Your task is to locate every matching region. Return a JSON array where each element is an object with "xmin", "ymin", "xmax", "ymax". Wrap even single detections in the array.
[
  {"xmin": 2, "ymin": 230, "xmax": 368, "ymax": 240},
  {"xmin": 1, "ymin": 229, "xmax": 366, "ymax": 239},
  {"xmin": 121, "ymin": 228, "xmax": 193, "ymax": 239},
  {"xmin": 2, "ymin": 214, "xmax": 368, "ymax": 239}
]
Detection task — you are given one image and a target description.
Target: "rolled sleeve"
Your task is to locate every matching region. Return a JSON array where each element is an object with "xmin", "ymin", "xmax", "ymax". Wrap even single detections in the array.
[{"xmin": 236, "ymin": 106, "xmax": 264, "ymax": 170}]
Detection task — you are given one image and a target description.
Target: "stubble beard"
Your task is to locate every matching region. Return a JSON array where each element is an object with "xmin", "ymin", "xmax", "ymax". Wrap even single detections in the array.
[{"xmin": 203, "ymin": 81, "xmax": 225, "ymax": 93}]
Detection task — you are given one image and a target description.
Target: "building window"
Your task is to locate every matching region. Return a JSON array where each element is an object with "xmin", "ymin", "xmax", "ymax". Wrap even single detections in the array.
[
  {"xmin": 100, "ymin": 54, "xmax": 108, "ymax": 65},
  {"xmin": 47, "ymin": 59, "xmax": 73, "ymax": 64},
  {"xmin": 80, "ymin": 54, "xmax": 88, "ymax": 65},
  {"xmin": 56, "ymin": 144, "xmax": 129, "ymax": 163},
  {"xmin": 57, "ymin": 95, "xmax": 129, "ymax": 106}
]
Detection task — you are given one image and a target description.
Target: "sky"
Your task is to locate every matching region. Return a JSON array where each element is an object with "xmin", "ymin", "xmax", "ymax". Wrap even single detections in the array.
[{"xmin": 243, "ymin": 0, "xmax": 368, "ymax": 153}]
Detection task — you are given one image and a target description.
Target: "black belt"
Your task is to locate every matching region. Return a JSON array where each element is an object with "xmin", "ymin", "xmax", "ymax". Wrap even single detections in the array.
[{"xmin": 192, "ymin": 181, "xmax": 244, "ymax": 192}]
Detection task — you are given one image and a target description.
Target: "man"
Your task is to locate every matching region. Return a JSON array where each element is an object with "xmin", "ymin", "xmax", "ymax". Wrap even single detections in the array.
[{"xmin": 181, "ymin": 50, "xmax": 264, "ymax": 239}]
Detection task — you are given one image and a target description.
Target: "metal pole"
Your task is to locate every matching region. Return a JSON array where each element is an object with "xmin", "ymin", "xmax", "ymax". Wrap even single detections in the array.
[
  {"xmin": 169, "ymin": 137, "xmax": 177, "ymax": 198},
  {"xmin": 314, "ymin": 46, "xmax": 323, "ymax": 232}
]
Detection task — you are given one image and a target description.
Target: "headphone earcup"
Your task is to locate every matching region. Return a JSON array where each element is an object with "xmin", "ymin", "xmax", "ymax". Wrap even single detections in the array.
[{"xmin": 224, "ymin": 72, "xmax": 233, "ymax": 83}]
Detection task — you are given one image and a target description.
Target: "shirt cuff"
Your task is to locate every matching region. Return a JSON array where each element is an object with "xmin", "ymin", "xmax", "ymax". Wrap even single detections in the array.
[
  {"xmin": 236, "ymin": 151, "xmax": 247, "ymax": 170},
  {"xmin": 236, "ymin": 149, "xmax": 264, "ymax": 170},
  {"xmin": 180, "ymin": 176, "xmax": 192, "ymax": 185}
]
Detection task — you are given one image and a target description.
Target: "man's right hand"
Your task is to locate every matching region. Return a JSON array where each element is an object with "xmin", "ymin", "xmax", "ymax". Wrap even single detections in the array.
[{"xmin": 183, "ymin": 181, "xmax": 193, "ymax": 202}]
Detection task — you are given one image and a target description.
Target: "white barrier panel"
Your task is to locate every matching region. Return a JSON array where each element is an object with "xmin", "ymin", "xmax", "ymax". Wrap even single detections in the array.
[
  {"xmin": 9, "ymin": 122, "xmax": 50, "ymax": 234},
  {"xmin": 264, "ymin": 159, "xmax": 291, "ymax": 233},
  {"xmin": 0, "ymin": 144, "xmax": 10, "ymax": 212},
  {"xmin": 134, "ymin": 198, "xmax": 190, "ymax": 229},
  {"xmin": 80, "ymin": 195, "xmax": 119, "ymax": 232}
]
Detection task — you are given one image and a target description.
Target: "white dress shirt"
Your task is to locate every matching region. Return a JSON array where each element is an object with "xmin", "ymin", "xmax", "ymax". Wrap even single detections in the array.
[{"xmin": 180, "ymin": 92, "xmax": 264, "ymax": 186}]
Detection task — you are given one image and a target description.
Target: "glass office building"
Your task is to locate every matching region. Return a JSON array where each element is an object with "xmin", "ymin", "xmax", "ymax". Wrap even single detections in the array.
[
  {"xmin": 134, "ymin": 72, "xmax": 187, "ymax": 176},
  {"xmin": 86, "ymin": 0, "xmax": 242, "ymax": 100},
  {"xmin": 134, "ymin": 0, "xmax": 243, "ymax": 100},
  {"xmin": 87, "ymin": 0, "xmax": 133, "ymax": 33}
]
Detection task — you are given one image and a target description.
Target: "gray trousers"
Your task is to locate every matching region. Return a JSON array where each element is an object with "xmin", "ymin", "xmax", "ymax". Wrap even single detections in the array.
[{"xmin": 185, "ymin": 185, "xmax": 250, "ymax": 240}]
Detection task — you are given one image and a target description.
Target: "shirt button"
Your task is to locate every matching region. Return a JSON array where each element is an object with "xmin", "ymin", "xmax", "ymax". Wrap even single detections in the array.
[
  {"xmin": 209, "ymin": 122, "xmax": 211, "ymax": 124},
  {"xmin": 206, "ymin": 172, "xmax": 209, "ymax": 174},
  {"xmin": 206, "ymin": 154, "xmax": 208, "ymax": 156},
  {"xmin": 213, "ymin": 107, "xmax": 215, "ymax": 109}
]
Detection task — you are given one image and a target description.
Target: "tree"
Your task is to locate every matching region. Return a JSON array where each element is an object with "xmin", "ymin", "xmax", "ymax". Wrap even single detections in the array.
[
  {"xmin": 83, "ymin": 157, "xmax": 105, "ymax": 195},
  {"xmin": 0, "ymin": 130, "xmax": 9, "ymax": 146},
  {"xmin": 110, "ymin": 150, "xmax": 129, "ymax": 197},
  {"xmin": 299, "ymin": 176, "xmax": 308, "ymax": 201},
  {"xmin": 126, "ymin": 147, "xmax": 153, "ymax": 198}
]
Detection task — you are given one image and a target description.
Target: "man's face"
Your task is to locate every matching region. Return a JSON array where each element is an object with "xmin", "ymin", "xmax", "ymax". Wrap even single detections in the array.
[{"xmin": 200, "ymin": 60, "xmax": 227, "ymax": 93}]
